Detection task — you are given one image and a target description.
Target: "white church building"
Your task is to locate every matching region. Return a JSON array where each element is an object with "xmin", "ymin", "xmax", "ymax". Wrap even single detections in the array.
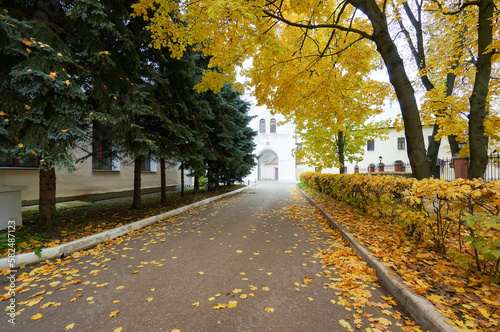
[{"xmin": 243, "ymin": 94, "xmax": 299, "ymax": 182}]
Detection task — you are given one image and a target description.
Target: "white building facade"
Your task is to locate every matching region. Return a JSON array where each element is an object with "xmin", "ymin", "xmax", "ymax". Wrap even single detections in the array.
[{"xmin": 244, "ymin": 95, "xmax": 298, "ymax": 182}]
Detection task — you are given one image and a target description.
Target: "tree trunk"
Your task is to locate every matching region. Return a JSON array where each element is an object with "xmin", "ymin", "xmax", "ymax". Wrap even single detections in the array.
[
  {"xmin": 180, "ymin": 162, "xmax": 185, "ymax": 197},
  {"xmin": 353, "ymin": 0, "xmax": 431, "ymax": 179},
  {"xmin": 214, "ymin": 170, "xmax": 220, "ymax": 190},
  {"xmin": 337, "ymin": 130, "xmax": 345, "ymax": 174},
  {"xmin": 468, "ymin": 0, "xmax": 493, "ymax": 179},
  {"xmin": 207, "ymin": 168, "xmax": 213, "ymax": 191},
  {"xmin": 193, "ymin": 175, "xmax": 200, "ymax": 194},
  {"xmin": 131, "ymin": 157, "xmax": 142, "ymax": 209},
  {"xmin": 400, "ymin": 1, "xmax": 462, "ymax": 175},
  {"xmin": 38, "ymin": 167, "xmax": 57, "ymax": 231},
  {"xmin": 160, "ymin": 157, "xmax": 166, "ymax": 203}
]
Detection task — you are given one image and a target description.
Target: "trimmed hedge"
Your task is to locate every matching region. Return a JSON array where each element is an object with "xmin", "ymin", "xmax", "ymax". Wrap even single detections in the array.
[{"xmin": 300, "ymin": 172, "xmax": 500, "ymax": 279}]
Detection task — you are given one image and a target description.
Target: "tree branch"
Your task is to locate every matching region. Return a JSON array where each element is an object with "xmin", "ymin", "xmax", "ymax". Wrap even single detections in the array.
[
  {"xmin": 430, "ymin": 0, "xmax": 480, "ymax": 15},
  {"xmin": 262, "ymin": 9, "xmax": 374, "ymax": 41}
]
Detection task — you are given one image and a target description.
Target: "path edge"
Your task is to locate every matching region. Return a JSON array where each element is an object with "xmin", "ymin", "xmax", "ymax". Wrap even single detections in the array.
[
  {"xmin": 1, "ymin": 184, "xmax": 256, "ymax": 270},
  {"xmin": 296, "ymin": 185, "xmax": 456, "ymax": 332}
]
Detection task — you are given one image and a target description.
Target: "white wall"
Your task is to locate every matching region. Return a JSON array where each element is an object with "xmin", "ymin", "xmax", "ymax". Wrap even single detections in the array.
[
  {"xmin": 342, "ymin": 125, "xmax": 451, "ymax": 173},
  {"xmin": 243, "ymin": 93, "xmax": 298, "ymax": 182}
]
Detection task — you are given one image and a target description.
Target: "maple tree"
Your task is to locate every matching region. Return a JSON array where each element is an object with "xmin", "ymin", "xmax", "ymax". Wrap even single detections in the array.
[
  {"xmin": 134, "ymin": 0, "xmax": 500, "ymax": 180},
  {"xmin": 245, "ymin": 14, "xmax": 391, "ymax": 173},
  {"xmin": 393, "ymin": 1, "xmax": 500, "ymax": 179}
]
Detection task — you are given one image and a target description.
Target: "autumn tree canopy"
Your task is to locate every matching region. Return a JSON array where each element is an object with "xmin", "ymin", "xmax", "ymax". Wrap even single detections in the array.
[{"xmin": 134, "ymin": 0, "xmax": 500, "ymax": 180}]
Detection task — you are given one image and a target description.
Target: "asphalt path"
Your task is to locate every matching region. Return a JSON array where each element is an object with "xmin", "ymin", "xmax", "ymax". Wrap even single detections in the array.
[{"xmin": 2, "ymin": 182, "xmax": 414, "ymax": 331}]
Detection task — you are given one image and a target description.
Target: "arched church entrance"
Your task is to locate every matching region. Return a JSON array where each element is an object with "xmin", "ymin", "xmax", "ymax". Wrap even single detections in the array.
[{"xmin": 258, "ymin": 150, "xmax": 279, "ymax": 180}]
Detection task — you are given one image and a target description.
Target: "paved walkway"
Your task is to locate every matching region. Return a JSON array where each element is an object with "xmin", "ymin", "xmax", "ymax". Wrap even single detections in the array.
[{"xmin": 3, "ymin": 182, "xmax": 412, "ymax": 331}]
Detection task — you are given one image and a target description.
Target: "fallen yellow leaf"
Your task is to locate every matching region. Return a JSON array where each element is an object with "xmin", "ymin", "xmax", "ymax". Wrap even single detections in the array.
[
  {"xmin": 65, "ymin": 323, "xmax": 75, "ymax": 330},
  {"xmin": 339, "ymin": 319, "xmax": 353, "ymax": 331},
  {"xmin": 31, "ymin": 313, "xmax": 42, "ymax": 321},
  {"xmin": 265, "ymin": 307, "xmax": 275, "ymax": 313},
  {"xmin": 108, "ymin": 310, "xmax": 119, "ymax": 318}
]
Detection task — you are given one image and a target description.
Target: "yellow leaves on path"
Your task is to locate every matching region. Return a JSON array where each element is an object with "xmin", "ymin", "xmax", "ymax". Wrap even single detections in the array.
[
  {"xmin": 49, "ymin": 281, "xmax": 60, "ymax": 287},
  {"xmin": 380, "ymin": 295, "xmax": 398, "ymax": 306},
  {"xmin": 65, "ymin": 323, "xmax": 75, "ymax": 330},
  {"xmin": 338, "ymin": 319, "xmax": 353, "ymax": 331},
  {"xmin": 232, "ymin": 289, "xmax": 242, "ymax": 294},
  {"xmin": 146, "ymin": 297, "xmax": 154, "ymax": 302},
  {"xmin": 113, "ymin": 328, "xmax": 123, "ymax": 332},
  {"xmin": 96, "ymin": 282, "xmax": 109, "ymax": 287},
  {"xmin": 261, "ymin": 287, "xmax": 270, "ymax": 291},
  {"xmin": 192, "ymin": 302, "xmax": 200, "ymax": 307},
  {"xmin": 213, "ymin": 303, "xmax": 226, "ymax": 310},
  {"xmin": 22, "ymin": 296, "xmax": 43, "ymax": 307},
  {"xmin": 115, "ymin": 286, "xmax": 125, "ymax": 290},
  {"xmin": 108, "ymin": 310, "xmax": 119, "ymax": 318},
  {"xmin": 40, "ymin": 302, "xmax": 61, "ymax": 309},
  {"xmin": 31, "ymin": 313, "xmax": 42, "ymax": 320},
  {"xmin": 265, "ymin": 307, "xmax": 275, "ymax": 313}
]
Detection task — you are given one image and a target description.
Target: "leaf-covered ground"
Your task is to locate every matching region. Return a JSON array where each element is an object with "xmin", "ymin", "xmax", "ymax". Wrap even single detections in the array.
[
  {"xmin": 298, "ymin": 184, "xmax": 500, "ymax": 331},
  {"xmin": 0, "ymin": 186, "xmax": 244, "ymax": 258},
  {"xmin": 2, "ymin": 183, "xmax": 423, "ymax": 331}
]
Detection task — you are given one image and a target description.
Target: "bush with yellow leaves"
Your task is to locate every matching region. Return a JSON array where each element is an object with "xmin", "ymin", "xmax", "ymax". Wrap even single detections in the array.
[{"xmin": 300, "ymin": 172, "xmax": 500, "ymax": 279}]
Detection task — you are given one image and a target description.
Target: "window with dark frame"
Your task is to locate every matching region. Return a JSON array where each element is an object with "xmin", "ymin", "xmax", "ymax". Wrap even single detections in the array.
[
  {"xmin": 367, "ymin": 139, "xmax": 375, "ymax": 151},
  {"xmin": 397, "ymin": 137, "xmax": 406, "ymax": 150},
  {"xmin": 270, "ymin": 118, "xmax": 276, "ymax": 133},
  {"xmin": 92, "ymin": 124, "xmax": 113, "ymax": 170},
  {"xmin": 259, "ymin": 119, "xmax": 266, "ymax": 133},
  {"xmin": 141, "ymin": 157, "xmax": 151, "ymax": 172}
]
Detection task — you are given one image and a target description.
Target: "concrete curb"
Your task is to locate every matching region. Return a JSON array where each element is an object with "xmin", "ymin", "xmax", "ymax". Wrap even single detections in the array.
[
  {"xmin": 297, "ymin": 186, "xmax": 456, "ymax": 332},
  {"xmin": 1, "ymin": 184, "xmax": 256, "ymax": 270}
]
